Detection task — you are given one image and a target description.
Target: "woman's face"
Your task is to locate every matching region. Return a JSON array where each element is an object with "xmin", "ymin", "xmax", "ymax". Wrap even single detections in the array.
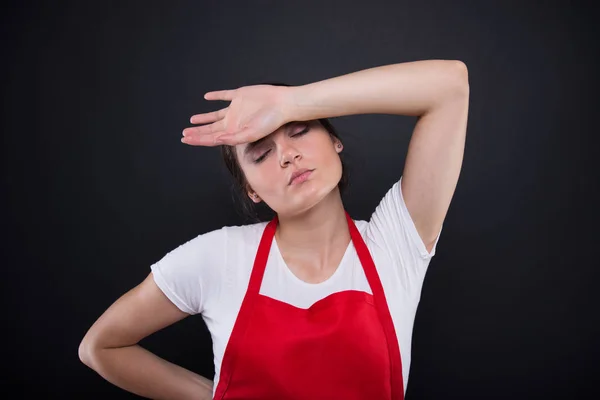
[{"xmin": 235, "ymin": 120, "xmax": 343, "ymax": 217}]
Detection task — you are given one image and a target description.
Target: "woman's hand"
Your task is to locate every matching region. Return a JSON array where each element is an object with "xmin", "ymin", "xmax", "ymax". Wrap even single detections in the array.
[{"xmin": 182, "ymin": 84, "xmax": 295, "ymax": 147}]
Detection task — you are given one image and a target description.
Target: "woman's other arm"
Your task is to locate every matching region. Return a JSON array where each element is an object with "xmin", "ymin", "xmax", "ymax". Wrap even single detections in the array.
[{"xmin": 78, "ymin": 272, "xmax": 214, "ymax": 400}]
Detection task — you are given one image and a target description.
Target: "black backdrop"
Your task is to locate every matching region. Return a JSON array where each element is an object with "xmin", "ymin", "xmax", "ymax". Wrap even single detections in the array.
[{"xmin": 2, "ymin": 1, "xmax": 598, "ymax": 399}]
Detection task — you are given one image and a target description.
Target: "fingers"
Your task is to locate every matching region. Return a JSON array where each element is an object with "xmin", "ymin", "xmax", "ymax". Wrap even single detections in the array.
[
  {"xmin": 180, "ymin": 127, "xmax": 254, "ymax": 148},
  {"xmin": 225, "ymin": 127, "xmax": 253, "ymax": 145},
  {"xmin": 217, "ymin": 127, "xmax": 254, "ymax": 146},
  {"xmin": 190, "ymin": 107, "xmax": 228, "ymax": 124},
  {"xmin": 181, "ymin": 89, "xmax": 237, "ymax": 146},
  {"xmin": 182, "ymin": 119, "xmax": 225, "ymax": 138},
  {"xmin": 181, "ymin": 133, "xmax": 227, "ymax": 147},
  {"xmin": 204, "ymin": 89, "xmax": 235, "ymax": 101}
]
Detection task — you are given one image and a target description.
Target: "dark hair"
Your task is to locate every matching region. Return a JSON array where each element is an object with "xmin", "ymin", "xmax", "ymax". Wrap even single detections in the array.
[{"xmin": 221, "ymin": 81, "xmax": 349, "ymax": 223}]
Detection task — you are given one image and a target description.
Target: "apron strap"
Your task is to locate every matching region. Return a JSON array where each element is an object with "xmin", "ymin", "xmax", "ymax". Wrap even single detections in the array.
[
  {"xmin": 214, "ymin": 217, "xmax": 278, "ymax": 398},
  {"xmin": 345, "ymin": 210, "xmax": 404, "ymax": 399}
]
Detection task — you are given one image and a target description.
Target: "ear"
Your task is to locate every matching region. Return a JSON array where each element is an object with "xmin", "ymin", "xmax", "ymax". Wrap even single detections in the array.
[
  {"xmin": 246, "ymin": 185, "xmax": 261, "ymax": 203},
  {"xmin": 335, "ymin": 140, "xmax": 343, "ymax": 153},
  {"xmin": 248, "ymin": 192, "xmax": 261, "ymax": 203}
]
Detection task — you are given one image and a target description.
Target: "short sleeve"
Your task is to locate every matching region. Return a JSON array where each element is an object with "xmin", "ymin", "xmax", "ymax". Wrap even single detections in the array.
[
  {"xmin": 365, "ymin": 176, "xmax": 443, "ymax": 292},
  {"xmin": 150, "ymin": 227, "xmax": 227, "ymax": 315}
]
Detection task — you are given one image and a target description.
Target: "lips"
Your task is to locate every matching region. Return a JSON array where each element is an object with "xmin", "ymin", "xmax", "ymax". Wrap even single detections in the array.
[{"xmin": 289, "ymin": 168, "xmax": 313, "ymax": 185}]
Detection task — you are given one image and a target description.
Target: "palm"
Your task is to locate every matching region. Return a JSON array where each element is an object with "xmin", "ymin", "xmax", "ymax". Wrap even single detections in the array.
[{"xmin": 183, "ymin": 84, "xmax": 292, "ymax": 147}]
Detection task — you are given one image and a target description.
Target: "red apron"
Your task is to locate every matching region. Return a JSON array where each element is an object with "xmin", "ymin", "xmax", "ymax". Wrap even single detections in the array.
[{"xmin": 213, "ymin": 211, "xmax": 404, "ymax": 400}]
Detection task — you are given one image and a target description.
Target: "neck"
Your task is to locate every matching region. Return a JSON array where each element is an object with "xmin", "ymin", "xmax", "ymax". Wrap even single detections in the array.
[{"xmin": 274, "ymin": 188, "xmax": 350, "ymax": 269}]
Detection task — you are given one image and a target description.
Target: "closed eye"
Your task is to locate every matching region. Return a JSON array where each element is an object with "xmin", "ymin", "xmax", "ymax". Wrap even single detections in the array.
[
  {"xmin": 254, "ymin": 150, "xmax": 271, "ymax": 163},
  {"xmin": 293, "ymin": 126, "xmax": 310, "ymax": 137},
  {"xmin": 253, "ymin": 125, "xmax": 310, "ymax": 164}
]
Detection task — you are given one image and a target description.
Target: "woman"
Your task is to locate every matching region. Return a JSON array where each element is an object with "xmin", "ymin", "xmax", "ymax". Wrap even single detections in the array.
[{"xmin": 79, "ymin": 59, "xmax": 470, "ymax": 400}]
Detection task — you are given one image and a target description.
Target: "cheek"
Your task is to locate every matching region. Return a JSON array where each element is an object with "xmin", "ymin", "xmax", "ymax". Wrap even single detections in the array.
[
  {"xmin": 324, "ymin": 154, "xmax": 343, "ymax": 179},
  {"xmin": 322, "ymin": 146, "xmax": 344, "ymax": 180},
  {"xmin": 316, "ymin": 141, "xmax": 340, "ymax": 167},
  {"xmin": 304, "ymin": 135, "xmax": 334, "ymax": 159},
  {"xmin": 245, "ymin": 164, "xmax": 282, "ymax": 194}
]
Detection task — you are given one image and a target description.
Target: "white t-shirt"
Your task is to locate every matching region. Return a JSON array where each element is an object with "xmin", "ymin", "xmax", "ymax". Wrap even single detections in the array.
[{"xmin": 151, "ymin": 176, "xmax": 442, "ymax": 398}]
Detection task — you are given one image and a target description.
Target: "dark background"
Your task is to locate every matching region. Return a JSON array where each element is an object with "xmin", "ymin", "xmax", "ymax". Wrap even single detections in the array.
[{"xmin": 2, "ymin": 1, "xmax": 598, "ymax": 399}]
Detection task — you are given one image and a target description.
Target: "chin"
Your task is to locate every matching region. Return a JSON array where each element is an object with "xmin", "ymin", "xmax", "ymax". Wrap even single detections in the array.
[{"xmin": 280, "ymin": 180, "xmax": 340, "ymax": 217}]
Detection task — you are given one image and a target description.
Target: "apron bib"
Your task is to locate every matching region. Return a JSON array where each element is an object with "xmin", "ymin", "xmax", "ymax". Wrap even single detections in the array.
[{"xmin": 213, "ymin": 211, "xmax": 404, "ymax": 400}]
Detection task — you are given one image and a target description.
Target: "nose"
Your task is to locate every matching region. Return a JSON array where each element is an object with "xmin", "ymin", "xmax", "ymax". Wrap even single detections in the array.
[{"xmin": 279, "ymin": 139, "xmax": 301, "ymax": 166}]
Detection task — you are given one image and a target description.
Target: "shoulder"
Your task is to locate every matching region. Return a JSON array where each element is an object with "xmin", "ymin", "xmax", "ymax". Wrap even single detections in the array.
[
  {"xmin": 158, "ymin": 220, "xmax": 269, "ymax": 262},
  {"xmin": 352, "ymin": 219, "xmax": 370, "ymax": 235},
  {"xmin": 186, "ymin": 220, "xmax": 268, "ymax": 244},
  {"xmin": 150, "ymin": 220, "xmax": 269, "ymax": 288},
  {"xmin": 352, "ymin": 218, "xmax": 383, "ymax": 253},
  {"xmin": 219, "ymin": 220, "xmax": 269, "ymax": 248}
]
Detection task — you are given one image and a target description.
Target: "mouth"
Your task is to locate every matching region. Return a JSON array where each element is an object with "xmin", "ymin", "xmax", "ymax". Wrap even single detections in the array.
[{"xmin": 289, "ymin": 169, "xmax": 314, "ymax": 185}]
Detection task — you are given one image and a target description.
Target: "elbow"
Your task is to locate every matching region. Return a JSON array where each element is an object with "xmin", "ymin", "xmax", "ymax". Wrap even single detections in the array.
[
  {"xmin": 448, "ymin": 60, "xmax": 470, "ymax": 98},
  {"xmin": 432, "ymin": 60, "xmax": 469, "ymax": 109},
  {"xmin": 78, "ymin": 332, "xmax": 102, "ymax": 368},
  {"xmin": 78, "ymin": 338, "xmax": 94, "ymax": 367}
]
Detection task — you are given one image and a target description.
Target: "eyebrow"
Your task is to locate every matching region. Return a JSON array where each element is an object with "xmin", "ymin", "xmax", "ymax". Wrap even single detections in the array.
[{"xmin": 242, "ymin": 121, "xmax": 300, "ymax": 159}]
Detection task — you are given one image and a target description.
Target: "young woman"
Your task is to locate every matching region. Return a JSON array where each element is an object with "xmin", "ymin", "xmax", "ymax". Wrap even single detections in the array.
[{"xmin": 79, "ymin": 59, "xmax": 470, "ymax": 400}]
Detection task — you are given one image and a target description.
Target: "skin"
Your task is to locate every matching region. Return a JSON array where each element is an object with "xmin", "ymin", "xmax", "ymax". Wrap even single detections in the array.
[
  {"xmin": 238, "ymin": 119, "xmax": 342, "ymax": 217},
  {"xmin": 235, "ymin": 119, "xmax": 351, "ymax": 282},
  {"xmin": 80, "ymin": 60, "xmax": 470, "ymax": 399},
  {"xmin": 184, "ymin": 61, "xmax": 469, "ymax": 258}
]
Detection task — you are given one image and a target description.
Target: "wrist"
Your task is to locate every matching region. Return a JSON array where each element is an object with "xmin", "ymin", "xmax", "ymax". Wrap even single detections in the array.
[{"xmin": 283, "ymin": 85, "xmax": 310, "ymax": 123}]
